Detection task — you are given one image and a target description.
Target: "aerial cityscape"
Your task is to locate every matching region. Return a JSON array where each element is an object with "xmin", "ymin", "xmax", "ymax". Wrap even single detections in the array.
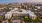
[
  {"xmin": 0, "ymin": 2, "xmax": 42, "ymax": 23},
  {"xmin": 0, "ymin": 0, "xmax": 42, "ymax": 23}
]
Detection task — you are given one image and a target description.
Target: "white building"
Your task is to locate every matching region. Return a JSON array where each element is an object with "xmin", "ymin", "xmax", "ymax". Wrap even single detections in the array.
[
  {"xmin": 35, "ymin": 6, "xmax": 41, "ymax": 9},
  {"xmin": 5, "ymin": 8, "xmax": 37, "ymax": 20}
]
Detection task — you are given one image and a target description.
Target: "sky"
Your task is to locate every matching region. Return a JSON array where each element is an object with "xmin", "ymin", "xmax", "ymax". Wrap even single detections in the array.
[{"xmin": 0, "ymin": 0, "xmax": 42, "ymax": 3}]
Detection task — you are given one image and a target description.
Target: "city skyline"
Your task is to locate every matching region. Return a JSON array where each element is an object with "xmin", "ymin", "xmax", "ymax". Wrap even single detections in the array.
[{"xmin": 0, "ymin": 0, "xmax": 42, "ymax": 3}]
